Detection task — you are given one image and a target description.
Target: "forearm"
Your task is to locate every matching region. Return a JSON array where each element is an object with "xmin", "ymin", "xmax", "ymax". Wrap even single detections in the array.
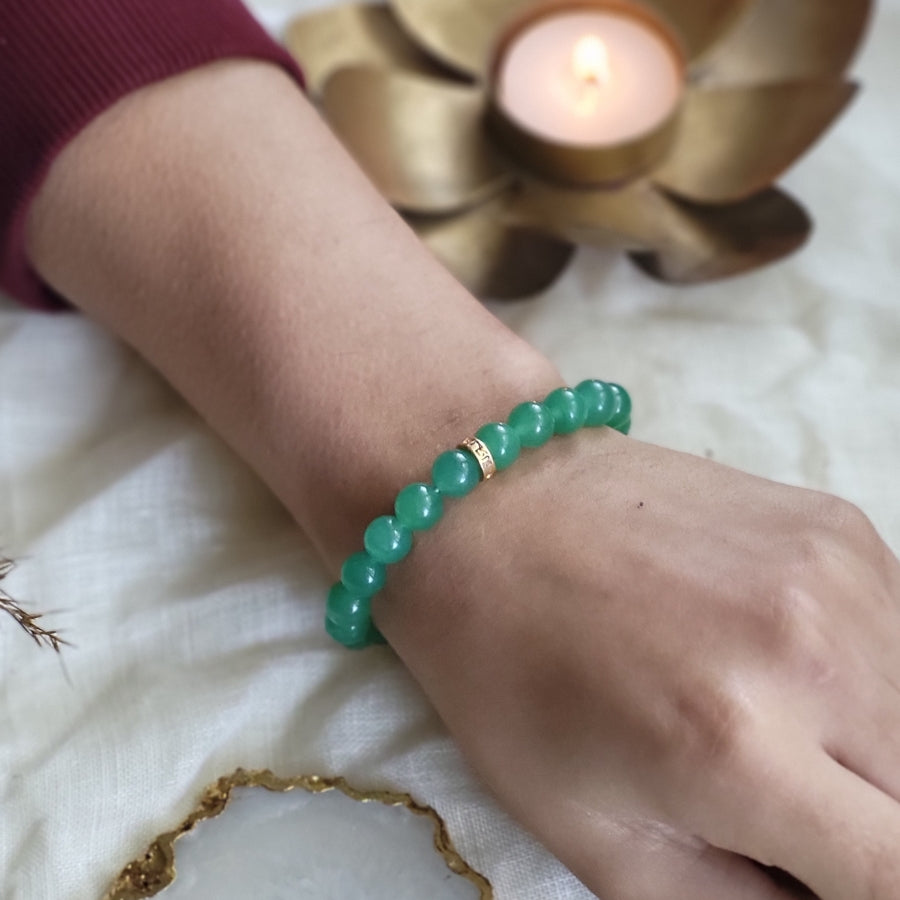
[{"xmin": 24, "ymin": 60, "xmax": 561, "ymax": 569}]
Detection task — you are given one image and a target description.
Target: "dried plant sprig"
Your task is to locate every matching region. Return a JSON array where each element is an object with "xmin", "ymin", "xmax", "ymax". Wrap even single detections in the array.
[{"xmin": 0, "ymin": 556, "xmax": 68, "ymax": 652}]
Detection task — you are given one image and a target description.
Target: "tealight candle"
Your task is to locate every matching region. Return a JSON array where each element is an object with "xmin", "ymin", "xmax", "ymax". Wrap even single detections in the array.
[{"xmin": 488, "ymin": 2, "xmax": 686, "ymax": 184}]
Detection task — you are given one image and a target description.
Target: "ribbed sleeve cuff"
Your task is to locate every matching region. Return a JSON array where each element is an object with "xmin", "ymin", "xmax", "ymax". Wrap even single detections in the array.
[{"xmin": 0, "ymin": 0, "xmax": 304, "ymax": 310}]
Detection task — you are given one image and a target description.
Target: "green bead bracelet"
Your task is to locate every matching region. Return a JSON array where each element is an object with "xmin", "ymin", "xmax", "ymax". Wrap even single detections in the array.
[{"xmin": 325, "ymin": 379, "xmax": 632, "ymax": 648}]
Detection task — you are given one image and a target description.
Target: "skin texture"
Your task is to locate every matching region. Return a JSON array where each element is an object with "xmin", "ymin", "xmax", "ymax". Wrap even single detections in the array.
[
  {"xmin": 381, "ymin": 431, "xmax": 900, "ymax": 899},
  {"xmin": 25, "ymin": 60, "xmax": 900, "ymax": 899}
]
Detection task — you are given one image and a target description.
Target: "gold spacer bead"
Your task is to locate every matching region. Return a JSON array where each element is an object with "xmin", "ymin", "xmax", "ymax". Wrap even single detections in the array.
[{"xmin": 458, "ymin": 437, "xmax": 496, "ymax": 481}]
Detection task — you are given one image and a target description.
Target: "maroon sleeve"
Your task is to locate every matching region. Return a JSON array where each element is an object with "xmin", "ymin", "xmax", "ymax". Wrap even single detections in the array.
[{"xmin": 0, "ymin": 0, "xmax": 304, "ymax": 310}]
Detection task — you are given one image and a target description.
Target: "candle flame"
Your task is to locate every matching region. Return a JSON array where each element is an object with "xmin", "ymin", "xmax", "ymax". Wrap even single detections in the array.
[{"xmin": 572, "ymin": 34, "xmax": 611, "ymax": 86}]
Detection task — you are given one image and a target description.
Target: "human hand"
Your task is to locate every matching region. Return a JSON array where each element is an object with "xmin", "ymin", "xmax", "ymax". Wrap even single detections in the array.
[
  {"xmin": 376, "ymin": 430, "xmax": 900, "ymax": 899},
  {"xmin": 25, "ymin": 49, "xmax": 897, "ymax": 898}
]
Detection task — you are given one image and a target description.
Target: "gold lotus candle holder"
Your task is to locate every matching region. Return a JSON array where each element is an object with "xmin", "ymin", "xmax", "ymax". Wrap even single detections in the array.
[{"xmin": 286, "ymin": 0, "xmax": 871, "ymax": 297}]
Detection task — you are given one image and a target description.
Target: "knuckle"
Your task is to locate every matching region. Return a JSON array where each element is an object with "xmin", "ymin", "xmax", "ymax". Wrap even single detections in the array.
[
  {"xmin": 769, "ymin": 530, "xmax": 835, "ymax": 611},
  {"xmin": 812, "ymin": 492, "xmax": 876, "ymax": 541},
  {"xmin": 668, "ymin": 682, "xmax": 759, "ymax": 772},
  {"xmin": 763, "ymin": 585, "xmax": 834, "ymax": 682},
  {"xmin": 779, "ymin": 529, "xmax": 837, "ymax": 582},
  {"xmin": 842, "ymin": 500, "xmax": 874, "ymax": 535},
  {"xmin": 768, "ymin": 584, "xmax": 819, "ymax": 645}
]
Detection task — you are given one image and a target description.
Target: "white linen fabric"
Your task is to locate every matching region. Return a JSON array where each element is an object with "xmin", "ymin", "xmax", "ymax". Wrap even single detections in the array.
[{"xmin": 1, "ymin": 1, "xmax": 899, "ymax": 897}]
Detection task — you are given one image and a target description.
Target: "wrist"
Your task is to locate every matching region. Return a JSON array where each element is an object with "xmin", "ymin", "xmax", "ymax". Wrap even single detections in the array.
[
  {"xmin": 288, "ymin": 338, "xmax": 563, "ymax": 569},
  {"xmin": 373, "ymin": 422, "xmax": 629, "ymax": 661},
  {"xmin": 325, "ymin": 379, "xmax": 632, "ymax": 650}
]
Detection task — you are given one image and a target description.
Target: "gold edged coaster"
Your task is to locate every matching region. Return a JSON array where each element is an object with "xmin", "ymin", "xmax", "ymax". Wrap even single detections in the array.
[{"xmin": 103, "ymin": 767, "xmax": 492, "ymax": 899}]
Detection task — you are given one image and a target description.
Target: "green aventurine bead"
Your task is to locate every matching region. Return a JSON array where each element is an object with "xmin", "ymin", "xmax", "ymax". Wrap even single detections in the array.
[
  {"xmin": 508, "ymin": 400, "xmax": 554, "ymax": 447},
  {"xmin": 432, "ymin": 449, "xmax": 481, "ymax": 497},
  {"xmin": 475, "ymin": 422, "xmax": 521, "ymax": 471},
  {"xmin": 544, "ymin": 387, "xmax": 587, "ymax": 434},
  {"xmin": 364, "ymin": 515, "xmax": 413, "ymax": 564},
  {"xmin": 340, "ymin": 551, "xmax": 386, "ymax": 597},
  {"xmin": 395, "ymin": 482, "xmax": 444, "ymax": 531},
  {"xmin": 606, "ymin": 383, "xmax": 632, "ymax": 431},
  {"xmin": 325, "ymin": 584, "xmax": 385, "ymax": 649},
  {"xmin": 325, "ymin": 615, "xmax": 370, "ymax": 649},
  {"xmin": 326, "ymin": 582, "xmax": 370, "ymax": 628},
  {"xmin": 575, "ymin": 379, "xmax": 615, "ymax": 427}
]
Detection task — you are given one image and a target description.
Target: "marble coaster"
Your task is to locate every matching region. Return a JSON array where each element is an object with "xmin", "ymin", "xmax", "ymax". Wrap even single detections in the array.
[{"xmin": 103, "ymin": 771, "xmax": 490, "ymax": 899}]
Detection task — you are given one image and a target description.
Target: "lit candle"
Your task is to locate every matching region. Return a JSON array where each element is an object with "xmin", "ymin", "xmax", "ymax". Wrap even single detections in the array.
[{"xmin": 494, "ymin": 6, "xmax": 684, "ymax": 151}]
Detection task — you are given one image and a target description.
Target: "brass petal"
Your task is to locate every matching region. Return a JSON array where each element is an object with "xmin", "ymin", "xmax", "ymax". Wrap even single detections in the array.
[
  {"xmin": 508, "ymin": 180, "xmax": 810, "ymax": 283},
  {"xmin": 652, "ymin": 81, "xmax": 857, "ymax": 203},
  {"xmin": 644, "ymin": 0, "xmax": 752, "ymax": 59},
  {"xmin": 390, "ymin": 0, "xmax": 536, "ymax": 77},
  {"xmin": 284, "ymin": 4, "xmax": 443, "ymax": 96},
  {"xmin": 630, "ymin": 188, "xmax": 812, "ymax": 283},
  {"xmin": 508, "ymin": 178, "xmax": 675, "ymax": 250},
  {"xmin": 694, "ymin": 0, "xmax": 873, "ymax": 86},
  {"xmin": 321, "ymin": 66, "xmax": 512, "ymax": 214},
  {"xmin": 409, "ymin": 195, "xmax": 575, "ymax": 298}
]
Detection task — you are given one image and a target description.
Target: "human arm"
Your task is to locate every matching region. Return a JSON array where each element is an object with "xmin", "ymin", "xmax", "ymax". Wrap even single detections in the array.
[{"xmin": 24, "ymin": 58, "xmax": 900, "ymax": 900}]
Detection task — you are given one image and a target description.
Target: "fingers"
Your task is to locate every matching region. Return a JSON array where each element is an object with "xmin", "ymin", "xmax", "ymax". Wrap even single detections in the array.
[
  {"xmin": 823, "ymin": 662, "xmax": 900, "ymax": 804},
  {"xmin": 738, "ymin": 753, "xmax": 900, "ymax": 900},
  {"xmin": 578, "ymin": 825, "xmax": 805, "ymax": 900},
  {"xmin": 644, "ymin": 845, "xmax": 809, "ymax": 900}
]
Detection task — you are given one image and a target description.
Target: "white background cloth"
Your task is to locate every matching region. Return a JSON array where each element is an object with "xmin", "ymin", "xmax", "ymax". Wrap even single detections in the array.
[{"xmin": 2, "ymin": 1, "xmax": 899, "ymax": 897}]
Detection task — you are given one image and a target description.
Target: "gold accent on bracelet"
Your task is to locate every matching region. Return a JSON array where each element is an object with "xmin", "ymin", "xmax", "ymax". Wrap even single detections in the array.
[
  {"xmin": 102, "ymin": 768, "xmax": 492, "ymax": 899},
  {"xmin": 458, "ymin": 436, "xmax": 496, "ymax": 480}
]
